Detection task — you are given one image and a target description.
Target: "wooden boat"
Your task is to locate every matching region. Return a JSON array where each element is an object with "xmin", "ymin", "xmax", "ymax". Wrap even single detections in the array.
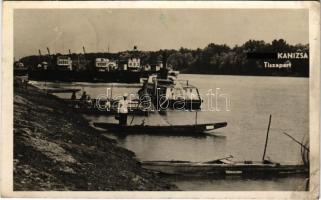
[
  {"xmin": 93, "ymin": 122, "xmax": 227, "ymax": 134},
  {"xmin": 141, "ymin": 159, "xmax": 308, "ymax": 177}
]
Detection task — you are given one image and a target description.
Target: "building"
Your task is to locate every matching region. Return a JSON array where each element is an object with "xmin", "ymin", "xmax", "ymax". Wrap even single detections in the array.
[
  {"xmin": 56, "ymin": 56, "xmax": 72, "ymax": 71},
  {"xmin": 127, "ymin": 58, "xmax": 140, "ymax": 71},
  {"xmin": 95, "ymin": 58, "xmax": 110, "ymax": 72},
  {"xmin": 95, "ymin": 58, "xmax": 118, "ymax": 72},
  {"xmin": 117, "ymin": 56, "xmax": 141, "ymax": 71}
]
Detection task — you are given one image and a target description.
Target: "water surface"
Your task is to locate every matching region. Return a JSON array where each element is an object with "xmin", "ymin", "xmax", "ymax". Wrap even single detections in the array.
[{"xmin": 31, "ymin": 74, "xmax": 309, "ymax": 191}]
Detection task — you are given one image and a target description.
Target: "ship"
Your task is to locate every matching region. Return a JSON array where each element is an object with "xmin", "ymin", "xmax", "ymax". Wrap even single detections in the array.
[{"xmin": 139, "ymin": 72, "xmax": 202, "ymax": 111}]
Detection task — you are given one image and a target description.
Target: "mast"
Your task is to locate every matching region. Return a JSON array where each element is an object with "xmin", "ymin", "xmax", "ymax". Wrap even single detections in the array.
[
  {"xmin": 46, "ymin": 47, "xmax": 51, "ymax": 56},
  {"xmin": 262, "ymin": 115, "xmax": 272, "ymax": 161},
  {"xmin": 46, "ymin": 47, "xmax": 52, "ymax": 67},
  {"xmin": 82, "ymin": 46, "xmax": 87, "ymax": 69},
  {"xmin": 38, "ymin": 49, "xmax": 42, "ymax": 66}
]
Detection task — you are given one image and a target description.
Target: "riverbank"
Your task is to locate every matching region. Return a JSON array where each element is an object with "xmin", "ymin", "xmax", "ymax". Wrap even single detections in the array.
[{"xmin": 13, "ymin": 78, "xmax": 176, "ymax": 191}]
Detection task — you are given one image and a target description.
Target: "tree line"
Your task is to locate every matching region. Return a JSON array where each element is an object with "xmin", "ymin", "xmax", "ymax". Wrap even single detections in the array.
[{"xmin": 19, "ymin": 39, "xmax": 309, "ymax": 77}]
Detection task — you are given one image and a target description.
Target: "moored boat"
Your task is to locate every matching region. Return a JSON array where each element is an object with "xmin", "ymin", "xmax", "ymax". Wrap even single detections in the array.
[
  {"xmin": 141, "ymin": 159, "xmax": 308, "ymax": 177},
  {"xmin": 93, "ymin": 122, "xmax": 227, "ymax": 134}
]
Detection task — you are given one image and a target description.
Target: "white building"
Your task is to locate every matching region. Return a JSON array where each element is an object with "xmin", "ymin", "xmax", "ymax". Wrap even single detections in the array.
[
  {"xmin": 127, "ymin": 58, "xmax": 140, "ymax": 70},
  {"xmin": 95, "ymin": 58, "xmax": 118, "ymax": 71},
  {"xmin": 57, "ymin": 56, "xmax": 72, "ymax": 71},
  {"xmin": 95, "ymin": 58, "xmax": 109, "ymax": 71}
]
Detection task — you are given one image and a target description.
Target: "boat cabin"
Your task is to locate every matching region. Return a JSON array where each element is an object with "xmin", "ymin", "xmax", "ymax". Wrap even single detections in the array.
[
  {"xmin": 166, "ymin": 85, "xmax": 200, "ymax": 101},
  {"xmin": 142, "ymin": 74, "xmax": 202, "ymax": 110}
]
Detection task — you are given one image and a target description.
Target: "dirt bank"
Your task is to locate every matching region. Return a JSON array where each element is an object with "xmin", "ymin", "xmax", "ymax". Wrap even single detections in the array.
[{"xmin": 13, "ymin": 79, "xmax": 176, "ymax": 191}]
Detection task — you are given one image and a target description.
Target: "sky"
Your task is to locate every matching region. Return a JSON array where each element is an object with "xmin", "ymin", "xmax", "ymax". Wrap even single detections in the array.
[{"xmin": 14, "ymin": 9, "xmax": 309, "ymax": 59}]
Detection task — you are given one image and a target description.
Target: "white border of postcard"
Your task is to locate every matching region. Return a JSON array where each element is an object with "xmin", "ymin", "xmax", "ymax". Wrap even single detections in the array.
[{"xmin": 1, "ymin": 1, "xmax": 320, "ymax": 199}]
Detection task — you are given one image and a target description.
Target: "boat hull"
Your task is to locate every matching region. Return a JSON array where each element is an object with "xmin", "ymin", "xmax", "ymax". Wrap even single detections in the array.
[
  {"xmin": 93, "ymin": 122, "xmax": 227, "ymax": 134},
  {"xmin": 141, "ymin": 161, "xmax": 308, "ymax": 177}
]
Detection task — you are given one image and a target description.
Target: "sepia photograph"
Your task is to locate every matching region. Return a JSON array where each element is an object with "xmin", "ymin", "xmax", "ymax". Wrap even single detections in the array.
[{"xmin": 1, "ymin": 1, "xmax": 320, "ymax": 199}]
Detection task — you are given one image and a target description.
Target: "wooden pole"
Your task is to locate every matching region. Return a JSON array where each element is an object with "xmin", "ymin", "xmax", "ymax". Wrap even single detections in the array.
[
  {"xmin": 195, "ymin": 111, "xmax": 198, "ymax": 125},
  {"xmin": 130, "ymin": 100, "xmax": 140, "ymax": 126},
  {"xmin": 262, "ymin": 114, "xmax": 272, "ymax": 161},
  {"xmin": 282, "ymin": 132, "xmax": 309, "ymax": 152}
]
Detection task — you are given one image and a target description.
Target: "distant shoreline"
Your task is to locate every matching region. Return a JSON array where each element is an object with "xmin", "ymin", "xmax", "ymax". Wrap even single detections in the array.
[{"xmin": 180, "ymin": 72, "xmax": 309, "ymax": 78}]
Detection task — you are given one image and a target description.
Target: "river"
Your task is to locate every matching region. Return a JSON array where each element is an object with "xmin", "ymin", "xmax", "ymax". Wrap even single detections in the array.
[{"xmin": 30, "ymin": 74, "xmax": 309, "ymax": 191}]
